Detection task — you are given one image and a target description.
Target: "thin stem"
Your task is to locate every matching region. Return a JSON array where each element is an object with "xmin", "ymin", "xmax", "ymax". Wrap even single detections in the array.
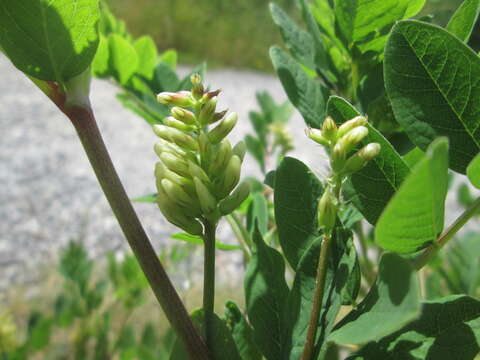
[
  {"xmin": 230, "ymin": 212, "xmax": 253, "ymax": 249},
  {"xmin": 225, "ymin": 214, "xmax": 251, "ymax": 261},
  {"xmin": 64, "ymin": 104, "xmax": 209, "ymax": 360},
  {"xmin": 202, "ymin": 220, "xmax": 217, "ymax": 351},
  {"xmin": 301, "ymin": 233, "xmax": 333, "ymax": 360},
  {"xmin": 414, "ymin": 196, "xmax": 480, "ymax": 270}
]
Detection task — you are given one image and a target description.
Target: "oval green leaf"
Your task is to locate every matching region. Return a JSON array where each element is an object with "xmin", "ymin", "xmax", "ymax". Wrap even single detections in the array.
[
  {"xmin": 375, "ymin": 138, "xmax": 449, "ymax": 254},
  {"xmin": 0, "ymin": 0, "xmax": 100, "ymax": 82},
  {"xmin": 467, "ymin": 153, "xmax": 480, "ymax": 189}
]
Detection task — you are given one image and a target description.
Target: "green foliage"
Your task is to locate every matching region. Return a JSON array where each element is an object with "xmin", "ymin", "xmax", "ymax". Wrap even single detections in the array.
[
  {"xmin": 446, "ymin": 0, "xmax": 480, "ymax": 42},
  {"xmin": 0, "ymin": 0, "xmax": 100, "ymax": 83},
  {"xmin": 384, "ymin": 20, "xmax": 480, "ymax": 174},
  {"xmin": 467, "ymin": 153, "xmax": 480, "ymax": 189},
  {"xmin": 376, "ymin": 139, "xmax": 449, "ymax": 254}
]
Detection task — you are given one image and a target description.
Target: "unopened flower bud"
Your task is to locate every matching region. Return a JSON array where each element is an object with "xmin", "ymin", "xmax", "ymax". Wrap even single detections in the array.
[
  {"xmin": 157, "ymin": 189, "xmax": 203, "ymax": 235},
  {"xmin": 159, "ymin": 152, "xmax": 190, "ymax": 177},
  {"xmin": 343, "ymin": 143, "xmax": 381, "ymax": 174},
  {"xmin": 209, "ymin": 139, "xmax": 233, "ymax": 173},
  {"xmin": 331, "ymin": 143, "xmax": 346, "ymax": 172},
  {"xmin": 154, "ymin": 141, "xmax": 186, "ymax": 158},
  {"xmin": 188, "ymin": 161, "xmax": 210, "ymax": 183},
  {"xmin": 317, "ymin": 189, "xmax": 337, "ymax": 232},
  {"xmin": 161, "ymin": 178, "xmax": 198, "ymax": 209},
  {"xmin": 208, "ymin": 112, "xmax": 238, "ymax": 144},
  {"xmin": 219, "ymin": 181, "xmax": 250, "ymax": 215},
  {"xmin": 232, "ymin": 141, "xmax": 246, "ymax": 162},
  {"xmin": 220, "ymin": 155, "xmax": 241, "ymax": 198},
  {"xmin": 157, "ymin": 91, "xmax": 193, "ymax": 107},
  {"xmin": 205, "ymin": 89, "xmax": 221, "ymax": 100},
  {"xmin": 337, "ymin": 116, "xmax": 367, "ymax": 138},
  {"xmin": 153, "ymin": 125, "xmax": 198, "ymax": 151},
  {"xmin": 171, "ymin": 107, "xmax": 196, "ymax": 125},
  {"xmin": 322, "ymin": 117, "xmax": 337, "ymax": 142},
  {"xmin": 191, "ymin": 74, "xmax": 204, "ymax": 99},
  {"xmin": 194, "ymin": 177, "xmax": 217, "ymax": 214},
  {"xmin": 155, "ymin": 162, "xmax": 196, "ymax": 195},
  {"xmin": 337, "ymin": 126, "xmax": 369, "ymax": 154},
  {"xmin": 306, "ymin": 128, "xmax": 329, "ymax": 146},
  {"xmin": 164, "ymin": 116, "xmax": 193, "ymax": 131},
  {"xmin": 198, "ymin": 97, "xmax": 217, "ymax": 125}
]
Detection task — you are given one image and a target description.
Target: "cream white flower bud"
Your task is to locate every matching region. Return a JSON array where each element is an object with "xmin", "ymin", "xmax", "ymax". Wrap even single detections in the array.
[
  {"xmin": 317, "ymin": 188, "xmax": 337, "ymax": 232},
  {"xmin": 153, "ymin": 125, "xmax": 198, "ymax": 151},
  {"xmin": 160, "ymin": 178, "xmax": 198, "ymax": 209},
  {"xmin": 321, "ymin": 116, "xmax": 337, "ymax": 142},
  {"xmin": 171, "ymin": 107, "xmax": 196, "ymax": 125},
  {"xmin": 209, "ymin": 139, "xmax": 233, "ymax": 174},
  {"xmin": 157, "ymin": 91, "xmax": 193, "ymax": 107},
  {"xmin": 155, "ymin": 162, "xmax": 196, "ymax": 196},
  {"xmin": 232, "ymin": 141, "xmax": 246, "ymax": 162},
  {"xmin": 337, "ymin": 126, "xmax": 369, "ymax": 154},
  {"xmin": 218, "ymin": 181, "xmax": 250, "ymax": 215},
  {"xmin": 306, "ymin": 128, "xmax": 329, "ymax": 146},
  {"xmin": 154, "ymin": 141, "xmax": 186, "ymax": 158},
  {"xmin": 164, "ymin": 116, "xmax": 193, "ymax": 131},
  {"xmin": 343, "ymin": 143, "xmax": 381, "ymax": 174},
  {"xmin": 208, "ymin": 112, "xmax": 238, "ymax": 144},
  {"xmin": 331, "ymin": 143, "xmax": 346, "ymax": 173},
  {"xmin": 159, "ymin": 152, "xmax": 190, "ymax": 177},
  {"xmin": 198, "ymin": 97, "xmax": 217, "ymax": 125},
  {"xmin": 194, "ymin": 177, "xmax": 217, "ymax": 214},
  {"xmin": 188, "ymin": 161, "xmax": 210, "ymax": 183},
  {"xmin": 337, "ymin": 116, "xmax": 367, "ymax": 138},
  {"xmin": 219, "ymin": 155, "xmax": 241, "ymax": 198}
]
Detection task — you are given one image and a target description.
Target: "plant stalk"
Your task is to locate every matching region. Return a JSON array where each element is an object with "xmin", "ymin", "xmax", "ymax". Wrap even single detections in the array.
[
  {"xmin": 301, "ymin": 233, "xmax": 332, "ymax": 360},
  {"xmin": 202, "ymin": 220, "xmax": 217, "ymax": 351},
  {"xmin": 414, "ymin": 196, "xmax": 480, "ymax": 270},
  {"xmin": 64, "ymin": 103, "xmax": 209, "ymax": 360}
]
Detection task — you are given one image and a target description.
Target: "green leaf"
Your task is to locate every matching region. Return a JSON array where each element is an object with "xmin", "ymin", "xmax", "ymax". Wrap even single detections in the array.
[
  {"xmin": 133, "ymin": 36, "xmax": 157, "ymax": 79},
  {"xmin": 330, "ymin": 253, "xmax": 421, "ymax": 346},
  {"xmin": 245, "ymin": 135, "xmax": 265, "ymax": 172},
  {"xmin": 281, "ymin": 229, "xmax": 357, "ymax": 359},
  {"xmin": 169, "ymin": 309, "xmax": 241, "ymax": 360},
  {"xmin": 244, "ymin": 224, "xmax": 289, "ymax": 360},
  {"xmin": 375, "ymin": 138, "xmax": 449, "ymax": 254},
  {"xmin": 403, "ymin": 147, "xmax": 425, "ymax": 168},
  {"xmin": 0, "ymin": 0, "xmax": 100, "ymax": 82},
  {"xmin": 246, "ymin": 192, "xmax": 269, "ymax": 236},
  {"xmin": 270, "ymin": 3, "xmax": 315, "ymax": 69},
  {"xmin": 334, "ymin": 0, "xmax": 425, "ymax": 52},
  {"xmin": 108, "ymin": 34, "xmax": 138, "ymax": 85},
  {"xmin": 131, "ymin": 192, "xmax": 157, "ymax": 203},
  {"xmin": 356, "ymin": 295, "xmax": 480, "ymax": 359},
  {"xmin": 384, "ymin": 20, "xmax": 480, "ymax": 174},
  {"xmin": 467, "ymin": 153, "xmax": 480, "ymax": 189},
  {"xmin": 159, "ymin": 49, "xmax": 177, "ymax": 69},
  {"xmin": 171, "ymin": 233, "xmax": 242, "ymax": 251},
  {"xmin": 27, "ymin": 312, "xmax": 53, "ymax": 350},
  {"xmin": 447, "ymin": 0, "xmax": 480, "ymax": 43},
  {"xmin": 270, "ymin": 46, "xmax": 326, "ymax": 128},
  {"xmin": 92, "ymin": 36, "xmax": 110, "ymax": 78},
  {"xmin": 327, "ymin": 96, "xmax": 410, "ymax": 224},
  {"xmin": 274, "ymin": 157, "xmax": 323, "ymax": 269},
  {"xmin": 225, "ymin": 301, "xmax": 263, "ymax": 360}
]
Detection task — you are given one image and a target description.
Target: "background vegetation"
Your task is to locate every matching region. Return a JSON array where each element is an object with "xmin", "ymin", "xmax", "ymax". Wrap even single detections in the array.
[{"xmin": 107, "ymin": 0, "xmax": 467, "ymax": 71}]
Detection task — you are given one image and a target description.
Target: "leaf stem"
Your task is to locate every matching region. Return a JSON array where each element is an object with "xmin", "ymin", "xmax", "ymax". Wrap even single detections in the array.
[
  {"xmin": 301, "ymin": 232, "xmax": 332, "ymax": 360},
  {"xmin": 202, "ymin": 219, "xmax": 217, "ymax": 351},
  {"xmin": 225, "ymin": 214, "xmax": 251, "ymax": 261},
  {"xmin": 414, "ymin": 196, "xmax": 480, "ymax": 270},
  {"xmin": 62, "ymin": 102, "xmax": 210, "ymax": 359}
]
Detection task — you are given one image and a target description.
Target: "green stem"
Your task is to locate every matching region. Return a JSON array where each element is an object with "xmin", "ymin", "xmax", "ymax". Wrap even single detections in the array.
[
  {"xmin": 414, "ymin": 197, "xmax": 480, "ymax": 270},
  {"xmin": 65, "ymin": 104, "xmax": 210, "ymax": 360},
  {"xmin": 225, "ymin": 214, "xmax": 251, "ymax": 261},
  {"xmin": 301, "ymin": 233, "xmax": 333, "ymax": 360},
  {"xmin": 202, "ymin": 219, "xmax": 217, "ymax": 351}
]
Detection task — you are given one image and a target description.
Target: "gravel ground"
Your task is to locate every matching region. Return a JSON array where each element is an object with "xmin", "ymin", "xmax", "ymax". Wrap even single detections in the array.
[
  {"xmin": 1, "ymin": 54, "xmax": 478, "ymax": 293},
  {"xmin": 0, "ymin": 55, "xmax": 321, "ymax": 292}
]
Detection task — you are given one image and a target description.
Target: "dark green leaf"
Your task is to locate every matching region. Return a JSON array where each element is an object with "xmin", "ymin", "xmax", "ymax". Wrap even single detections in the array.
[
  {"xmin": 270, "ymin": 46, "xmax": 326, "ymax": 128},
  {"xmin": 356, "ymin": 295, "xmax": 480, "ymax": 359},
  {"xmin": 0, "ymin": 0, "xmax": 100, "ymax": 82},
  {"xmin": 384, "ymin": 20, "xmax": 480, "ymax": 174},
  {"xmin": 327, "ymin": 96, "xmax": 410, "ymax": 224},
  {"xmin": 270, "ymin": 3, "xmax": 315, "ymax": 68},
  {"xmin": 171, "ymin": 233, "xmax": 241, "ymax": 251},
  {"xmin": 274, "ymin": 157, "xmax": 323, "ymax": 269},
  {"xmin": 375, "ymin": 138, "xmax": 449, "ymax": 254},
  {"xmin": 264, "ymin": 170, "xmax": 276, "ymax": 189},
  {"xmin": 447, "ymin": 0, "xmax": 480, "ymax": 43},
  {"xmin": 246, "ymin": 192, "xmax": 269, "ymax": 236},
  {"xmin": 281, "ymin": 229, "xmax": 356, "ymax": 359},
  {"xmin": 330, "ymin": 253, "xmax": 421, "ymax": 345},
  {"xmin": 225, "ymin": 301, "xmax": 263, "ymax": 360},
  {"xmin": 245, "ymin": 224, "xmax": 289, "ymax": 360},
  {"xmin": 467, "ymin": 153, "xmax": 480, "ymax": 189},
  {"xmin": 27, "ymin": 313, "xmax": 53, "ymax": 350}
]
